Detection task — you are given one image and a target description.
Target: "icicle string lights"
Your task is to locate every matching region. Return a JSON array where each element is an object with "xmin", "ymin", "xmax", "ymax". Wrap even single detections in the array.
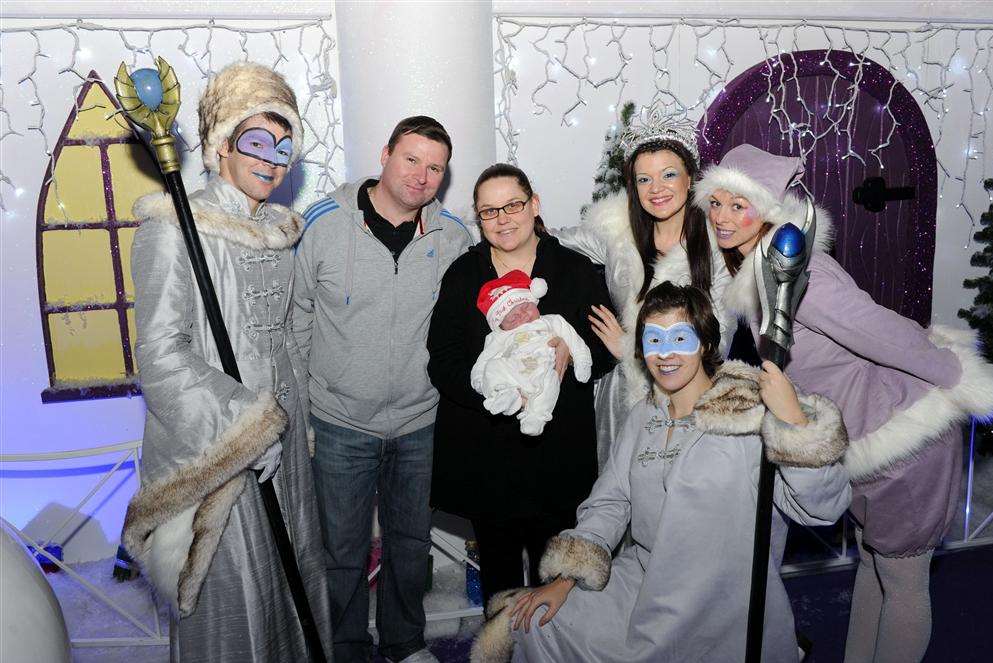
[
  {"xmin": 494, "ymin": 17, "xmax": 992, "ymax": 243},
  {"xmin": 0, "ymin": 19, "xmax": 343, "ymax": 213}
]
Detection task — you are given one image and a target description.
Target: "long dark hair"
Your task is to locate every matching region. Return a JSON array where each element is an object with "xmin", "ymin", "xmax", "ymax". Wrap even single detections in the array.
[
  {"xmin": 634, "ymin": 282, "xmax": 723, "ymax": 378},
  {"xmin": 473, "ymin": 163, "xmax": 548, "ymax": 245},
  {"xmin": 624, "ymin": 140, "xmax": 712, "ymax": 302}
]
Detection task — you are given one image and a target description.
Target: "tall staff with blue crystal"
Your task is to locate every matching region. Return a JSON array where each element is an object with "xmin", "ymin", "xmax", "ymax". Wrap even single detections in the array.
[
  {"xmin": 745, "ymin": 203, "xmax": 816, "ymax": 663},
  {"xmin": 114, "ymin": 58, "xmax": 326, "ymax": 663}
]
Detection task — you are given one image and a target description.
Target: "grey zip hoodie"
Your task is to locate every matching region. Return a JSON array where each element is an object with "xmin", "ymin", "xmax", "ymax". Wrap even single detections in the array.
[{"xmin": 293, "ymin": 179, "xmax": 471, "ymax": 438}]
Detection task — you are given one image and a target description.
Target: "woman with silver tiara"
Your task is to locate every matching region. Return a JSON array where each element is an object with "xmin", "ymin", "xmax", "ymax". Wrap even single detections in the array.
[
  {"xmin": 121, "ymin": 62, "xmax": 332, "ymax": 661},
  {"xmin": 552, "ymin": 107, "xmax": 734, "ymax": 468}
]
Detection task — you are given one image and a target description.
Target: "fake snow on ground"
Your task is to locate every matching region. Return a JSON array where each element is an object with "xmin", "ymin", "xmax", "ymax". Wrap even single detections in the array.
[
  {"xmin": 49, "ymin": 557, "xmax": 482, "ymax": 662},
  {"xmin": 44, "ymin": 451, "xmax": 993, "ymax": 662}
]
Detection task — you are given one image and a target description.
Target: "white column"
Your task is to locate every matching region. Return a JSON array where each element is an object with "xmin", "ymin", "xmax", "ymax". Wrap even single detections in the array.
[{"xmin": 335, "ymin": 0, "xmax": 496, "ymax": 214}]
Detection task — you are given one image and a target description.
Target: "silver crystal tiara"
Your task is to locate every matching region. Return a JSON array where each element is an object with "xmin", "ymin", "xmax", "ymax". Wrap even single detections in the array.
[{"xmin": 619, "ymin": 106, "xmax": 699, "ymax": 163}]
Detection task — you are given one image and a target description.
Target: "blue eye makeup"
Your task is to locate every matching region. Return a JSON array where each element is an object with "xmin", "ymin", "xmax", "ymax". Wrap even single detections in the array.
[
  {"xmin": 642, "ymin": 322, "xmax": 701, "ymax": 358},
  {"xmin": 235, "ymin": 127, "xmax": 293, "ymax": 167}
]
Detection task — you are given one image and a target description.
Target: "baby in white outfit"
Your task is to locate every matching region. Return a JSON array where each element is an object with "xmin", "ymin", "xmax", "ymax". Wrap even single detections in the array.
[{"xmin": 471, "ymin": 270, "xmax": 592, "ymax": 436}]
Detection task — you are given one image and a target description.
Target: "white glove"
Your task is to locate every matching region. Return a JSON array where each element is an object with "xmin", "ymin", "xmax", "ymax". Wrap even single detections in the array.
[{"xmin": 252, "ymin": 442, "xmax": 283, "ymax": 483}]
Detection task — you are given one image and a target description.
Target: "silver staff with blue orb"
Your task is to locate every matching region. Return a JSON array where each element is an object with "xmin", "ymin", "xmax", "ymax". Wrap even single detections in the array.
[
  {"xmin": 114, "ymin": 58, "xmax": 327, "ymax": 663},
  {"xmin": 745, "ymin": 200, "xmax": 816, "ymax": 663}
]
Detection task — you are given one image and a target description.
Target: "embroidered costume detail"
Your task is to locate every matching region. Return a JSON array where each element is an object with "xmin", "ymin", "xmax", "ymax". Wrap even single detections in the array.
[{"xmin": 538, "ymin": 534, "xmax": 612, "ymax": 590}]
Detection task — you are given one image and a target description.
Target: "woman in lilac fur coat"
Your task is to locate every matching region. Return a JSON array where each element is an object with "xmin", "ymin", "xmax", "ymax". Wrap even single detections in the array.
[{"xmin": 697, "ymin": 143, "xmax": 993, "ymax": 663}]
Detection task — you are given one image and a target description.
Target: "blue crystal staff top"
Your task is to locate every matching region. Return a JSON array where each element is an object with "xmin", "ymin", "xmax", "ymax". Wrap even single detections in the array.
[
  {"xmin": 114, "ymin": 57, "xmax": 182, "ymax": 173},
  {"xmin": 130, "ymin": 68, "xmax": 164, "ymax": 110}
]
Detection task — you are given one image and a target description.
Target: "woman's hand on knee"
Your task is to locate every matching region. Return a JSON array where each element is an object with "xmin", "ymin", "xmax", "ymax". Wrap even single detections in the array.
[{"xmin": 509, "ymin": 577, "xmax": 576, "ymax": 633}]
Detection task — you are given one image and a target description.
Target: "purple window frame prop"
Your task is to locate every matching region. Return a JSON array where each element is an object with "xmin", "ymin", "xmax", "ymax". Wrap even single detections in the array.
[
  {"xmin": 36, "ymin": 72, "xmax": 145, "ymax": 403},
  {"xmin": 697, "ymin": 49, "xmax": 937, "ymax": 325}
]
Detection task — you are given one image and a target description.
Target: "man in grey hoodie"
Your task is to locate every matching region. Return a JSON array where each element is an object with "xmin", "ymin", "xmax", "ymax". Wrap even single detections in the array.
[{"xmin": 293, "ymin": 116, "xmax": 471, "ymax": 663}]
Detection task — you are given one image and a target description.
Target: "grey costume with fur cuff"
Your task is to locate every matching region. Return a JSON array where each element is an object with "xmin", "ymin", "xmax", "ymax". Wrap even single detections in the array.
[
  {"xmin": 123, "ymin": 178, "xmax": 331, "ymax": 662},
  {"xmin": 553, "ymin": 193, "xmax": 735, "ymax": 470},
  {"xmin": 472, "ymin": 362, "xmax": 851, "ymax": 663}
]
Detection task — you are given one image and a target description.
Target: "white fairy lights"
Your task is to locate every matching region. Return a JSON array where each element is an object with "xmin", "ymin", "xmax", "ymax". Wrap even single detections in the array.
[
  {"xmin": 0, "ymin": 19, "xmax": 343, "ymax": 213},
  {"xmin": 493, "ymin": 16, "xmax": 992, "ymax": 243}
]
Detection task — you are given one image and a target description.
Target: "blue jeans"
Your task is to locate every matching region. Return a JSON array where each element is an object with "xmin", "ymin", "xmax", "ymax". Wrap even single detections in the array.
[{"xmin": 310, "ymin": 417, "xmax": 433, "ymax": 663}]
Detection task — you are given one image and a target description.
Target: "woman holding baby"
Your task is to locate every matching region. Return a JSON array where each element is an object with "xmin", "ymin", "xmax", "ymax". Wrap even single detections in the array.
[{"xmin": 427, "ymin": 163, "xmax": 615, "ymax": 605}]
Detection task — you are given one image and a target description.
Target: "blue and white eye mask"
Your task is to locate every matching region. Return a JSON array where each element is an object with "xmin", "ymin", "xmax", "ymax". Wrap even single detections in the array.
[
  {"xmin": 642, "ymin": 322, "xmax": 701, "ymax": 358},
  {"xmin": 236, "ymin": 127, "xmax": 293, "ymax": 167}
]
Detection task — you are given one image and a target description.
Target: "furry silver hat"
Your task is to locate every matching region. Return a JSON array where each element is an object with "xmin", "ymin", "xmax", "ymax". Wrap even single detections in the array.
[
  {"xmin": 693, "ymin": 143, "xmax": 806, "ymax": 228},
  {"xmin": 197, "ymin": 62, "xmax": 303, "ymax": 173}
]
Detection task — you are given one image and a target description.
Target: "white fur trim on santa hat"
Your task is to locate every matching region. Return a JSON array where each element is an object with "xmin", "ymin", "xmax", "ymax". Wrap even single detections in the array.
[
  {"xmin": 693, "ymin": 165, "xmax": 796, "ymax": 227},
  {"xmin": 485, "ymin": 277, "xmax": 547, "ymax": 330}
]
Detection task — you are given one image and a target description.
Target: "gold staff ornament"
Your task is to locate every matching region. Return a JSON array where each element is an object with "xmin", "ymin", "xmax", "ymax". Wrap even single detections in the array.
[{"xmin": 114, "ymin": 57, "xmax": 182, "ymax": 173}]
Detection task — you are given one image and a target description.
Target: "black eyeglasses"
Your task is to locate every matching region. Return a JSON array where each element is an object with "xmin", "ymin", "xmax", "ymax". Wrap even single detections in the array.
[{"xmin": 476, "ymin": 195, "xmax": 532, "ymax": 221}]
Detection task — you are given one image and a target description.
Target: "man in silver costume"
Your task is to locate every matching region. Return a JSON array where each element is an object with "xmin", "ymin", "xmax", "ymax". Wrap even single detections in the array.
[{"xmin": 121, "ymin": 62, "xmax": 332, "ymax": 662}]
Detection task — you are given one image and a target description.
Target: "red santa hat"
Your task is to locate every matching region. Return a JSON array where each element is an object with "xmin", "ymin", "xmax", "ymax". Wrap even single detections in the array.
[{"xmin": 476, "ymin": 270, "xmax": 548, "ymax": 330}]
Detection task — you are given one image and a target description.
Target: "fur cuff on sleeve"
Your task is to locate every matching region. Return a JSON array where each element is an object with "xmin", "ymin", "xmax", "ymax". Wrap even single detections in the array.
[
  {"xmin": 929, "ymin": 325, "xmax": 993, "ymax": 418},
  {"xmin": 762, "ymin": 393, "xmax": 848, "ymax": 468},
  {"xmin": 538, "ymin": 535, "xmax": 611, "ymax": 591},
  {"xmin": 122, "ymin": 391, "xmax": 287, "ymax": 615},
  {"xmin": 470, "ymin": 587, "xmax": 530, "ymax": 663}
]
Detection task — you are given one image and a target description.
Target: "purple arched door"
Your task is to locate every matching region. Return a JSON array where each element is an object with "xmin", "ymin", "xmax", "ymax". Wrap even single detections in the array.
[{"xmin": 699, "ymin": 50, "xmax": 937, "ymax": 325}]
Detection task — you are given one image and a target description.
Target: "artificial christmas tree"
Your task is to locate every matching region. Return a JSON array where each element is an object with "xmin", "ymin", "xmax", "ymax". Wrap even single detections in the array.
[
  {"xmin": 582, "ymin": 101, "xmax": 637, "ymax": 217},
  {"xmin": 958, "ymin": 178, "xmax": 993, "ymax": 453}
]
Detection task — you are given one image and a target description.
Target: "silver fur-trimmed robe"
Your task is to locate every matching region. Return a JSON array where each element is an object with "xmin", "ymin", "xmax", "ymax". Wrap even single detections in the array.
[
  {"xmin": 472, "ymin": 362, "xmax": 851, "ymax": 663},
  {"xmin": 123, "ymin": 178, "xmax": 331, "ymax": 662}
]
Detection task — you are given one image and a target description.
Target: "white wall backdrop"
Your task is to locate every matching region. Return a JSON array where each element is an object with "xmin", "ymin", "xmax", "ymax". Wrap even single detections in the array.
[
  {"xmin": 492, "ymin": 6, "xmax": 992, "ymax": 328},
  {"xmin": 1, "ymin": 0, "xmax": 991, "ymax": 565}
]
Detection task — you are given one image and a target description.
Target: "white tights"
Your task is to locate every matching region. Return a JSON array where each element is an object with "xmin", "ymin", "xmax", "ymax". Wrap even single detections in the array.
[{"xmin": 844, "ymin": 528, "xmax": 934, "ymax": 663}]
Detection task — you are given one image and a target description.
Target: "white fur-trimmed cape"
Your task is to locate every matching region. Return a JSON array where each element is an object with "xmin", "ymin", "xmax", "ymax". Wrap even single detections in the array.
[
  {"xmin": 133, "ymin": 191, "xmax": 304, "ymax": 250},
  {"xmin": 843, "ymin": 325, "xmax": 993, "ymax": 481}
]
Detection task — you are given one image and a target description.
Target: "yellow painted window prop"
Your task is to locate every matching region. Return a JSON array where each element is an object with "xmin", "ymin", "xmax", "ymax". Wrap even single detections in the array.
[{"xmin": 37, "ymin": 72, "xmax": 164, "ymax": 403}]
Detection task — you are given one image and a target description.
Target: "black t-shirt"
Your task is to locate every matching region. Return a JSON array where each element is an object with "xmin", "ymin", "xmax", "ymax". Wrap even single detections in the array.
[{"xmin": 357, "ymin": 179, "xmax": 419, "ymax": 264}]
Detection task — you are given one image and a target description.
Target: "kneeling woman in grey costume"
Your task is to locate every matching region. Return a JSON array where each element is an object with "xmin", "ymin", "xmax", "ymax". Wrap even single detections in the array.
[{"xmin": 471, "ymin": 283, "xmax": 852, "ymax": 663}]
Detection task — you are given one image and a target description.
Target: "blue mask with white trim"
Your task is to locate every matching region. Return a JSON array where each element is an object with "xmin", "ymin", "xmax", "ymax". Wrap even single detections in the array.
[{"xmin": 642, "ymin": 322, "xmax": 701, "ymax": 358}]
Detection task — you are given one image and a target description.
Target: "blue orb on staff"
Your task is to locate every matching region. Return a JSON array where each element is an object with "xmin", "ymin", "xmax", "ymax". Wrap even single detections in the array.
[
  {"xmin": 130, "ymin": 68, "xmax": 164, "ymax": 111},
  {"xmin": 771, "ymin": 222, "xmax": 805, "ymax": 259}
]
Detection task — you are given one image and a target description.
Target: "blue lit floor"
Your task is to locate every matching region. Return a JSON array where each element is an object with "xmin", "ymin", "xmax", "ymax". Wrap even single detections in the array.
[{"xmin": 51, "ymin": 544, "xmax": 993, "ymax": 662}]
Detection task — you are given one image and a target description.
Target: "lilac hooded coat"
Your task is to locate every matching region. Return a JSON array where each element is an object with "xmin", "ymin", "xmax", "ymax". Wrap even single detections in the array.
[{"xmin": 715, "ymin": 194, "xmax": 993, "ymax": 555}]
